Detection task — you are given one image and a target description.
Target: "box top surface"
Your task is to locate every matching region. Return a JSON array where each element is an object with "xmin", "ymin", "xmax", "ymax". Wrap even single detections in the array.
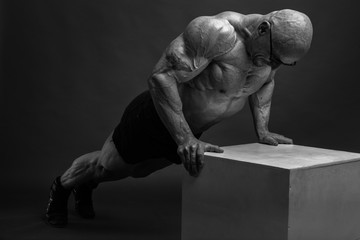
[{"xmin": 205, "ymin": 143, "xmax": 360, "ymax": 169}]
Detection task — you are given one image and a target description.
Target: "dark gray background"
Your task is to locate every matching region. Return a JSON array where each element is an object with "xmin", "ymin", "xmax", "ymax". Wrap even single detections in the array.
[{"xmin": 1, "ymin": 0, "xmax": 360, "ymax": 239}]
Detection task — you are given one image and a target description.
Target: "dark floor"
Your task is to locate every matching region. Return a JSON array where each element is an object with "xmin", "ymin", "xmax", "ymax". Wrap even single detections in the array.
[{"xmin": 0, "ymin": 168, "xmax": 183, "ymax": 240}]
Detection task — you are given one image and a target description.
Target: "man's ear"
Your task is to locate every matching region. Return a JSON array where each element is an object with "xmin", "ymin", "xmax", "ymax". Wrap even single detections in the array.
[{"xmin": 258, "ymin": 21, "xmax": 271, "ymax": 35}]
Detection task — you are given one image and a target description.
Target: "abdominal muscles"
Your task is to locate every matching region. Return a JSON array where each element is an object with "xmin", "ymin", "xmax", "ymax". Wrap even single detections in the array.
[
  {"xmin": 179, "ymin": 84, "xmax": 247, "ymax": 133},
  {"xmin": 178, "ymin": 59, "xmax": 265, "ymax": 133}
]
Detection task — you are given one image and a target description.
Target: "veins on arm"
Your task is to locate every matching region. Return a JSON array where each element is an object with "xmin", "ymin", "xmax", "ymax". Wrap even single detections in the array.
[
  {"xmin": 149, "ymin": 16, "xmax": 237, "ymax": 144},
  {"xmin": 249, "ymin": 69, "xmax": 276, "ymax": 137}
]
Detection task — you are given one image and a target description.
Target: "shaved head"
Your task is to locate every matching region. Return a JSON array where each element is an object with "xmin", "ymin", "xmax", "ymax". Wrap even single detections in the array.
[{"xmin": 269, "ymin": 9, "xmax": 313, "ymax": 63}]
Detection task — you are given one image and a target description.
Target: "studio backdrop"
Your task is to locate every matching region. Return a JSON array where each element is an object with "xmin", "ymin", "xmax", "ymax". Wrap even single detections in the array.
[{"xmin": 2, "ymin": 0, "xmax": 360, "ymax": 186}]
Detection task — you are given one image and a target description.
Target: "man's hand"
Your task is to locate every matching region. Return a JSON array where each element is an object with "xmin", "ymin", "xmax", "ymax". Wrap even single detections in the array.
[
  {"xmin": 258, "ymin": 131, "xmax": 293, "ymax": 146},
  {"xmin": 177, "ymin": 137, "xmax": 224, "ymax": 177}
]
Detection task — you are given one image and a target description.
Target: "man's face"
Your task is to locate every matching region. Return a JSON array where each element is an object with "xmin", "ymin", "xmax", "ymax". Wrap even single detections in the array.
[
  {"xmin": 251, "ymin": 21, "xmax": 300, "ymax": 69},
  {"xmin": 258, "ymin": 21, "xmax": 297, "ymax": 68},
  {"xmin": 268, "ymin": 23, "xmax": 297, "ymax": 67}
]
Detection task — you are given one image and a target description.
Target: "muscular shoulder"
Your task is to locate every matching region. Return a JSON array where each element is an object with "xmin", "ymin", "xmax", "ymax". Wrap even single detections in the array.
[
  {"xmin": 183, "ymin": 16, "xmax": 237, "ymax": 60},
  {"xmin": 152, "ymin": 14, "xmax": 238, "ymax": 81}
]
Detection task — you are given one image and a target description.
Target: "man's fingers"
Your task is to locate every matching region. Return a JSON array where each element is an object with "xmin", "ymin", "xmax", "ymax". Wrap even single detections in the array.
[
  {"xmin": 189, "ymin": 145, "xmax": 198, "ymax": 176},
  {"xmin": 178, "ymin": 146, "xmax": 189, "ymax": 172},
  {"xmin": 184, "ymin": 146, "xmax": 191, "ymax": 163},
  {"xmin": 190, "ymin": 144, "xmax": 197, "ymax": 165},
  {"xmin": 179, "ymin": 140, "xmax": 224, "ymax": 176},
  {"xmin": 274, "ymin": 135, "xmax": 293, "ymax": 144},
  {"xmin": 261, "ymin": 136, "xmax": 278, "ymax": 146},
  {"xmin": 205, "ymin": 144, "xmax": 224, "ymax": 153},
  {"xmin": 177, "ymin": 147, "xmax": 184, "ymax": 162},
  {"xmin": 196, "ymin": 146, "xmax": 204, "ymax": 173}
]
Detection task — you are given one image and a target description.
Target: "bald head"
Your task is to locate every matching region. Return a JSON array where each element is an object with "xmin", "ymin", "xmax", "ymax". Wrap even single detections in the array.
[{"xmin": 269, "ymin": 9, "xmax": 313, "ymax": 63}]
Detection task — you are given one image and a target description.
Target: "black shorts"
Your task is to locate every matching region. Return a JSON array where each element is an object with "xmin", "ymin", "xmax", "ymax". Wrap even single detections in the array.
[{"xmin": 112, "ymin": 90, "xmax": 201, "ymax": 165}]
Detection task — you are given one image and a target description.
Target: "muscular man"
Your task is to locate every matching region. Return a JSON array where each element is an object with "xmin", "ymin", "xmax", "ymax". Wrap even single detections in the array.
[{"xmin": 45, "ymin": 9, "xmax": 313, "ymax": 227}]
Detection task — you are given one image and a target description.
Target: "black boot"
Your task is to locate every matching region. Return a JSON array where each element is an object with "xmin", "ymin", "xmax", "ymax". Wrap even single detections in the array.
[
  {"xmin": 73, "ymin": 181, "xmax": 98, "ymax": 219},
  {"xmin": 45, "ymin": 176, "xmax": 71, "ymax": 227}
]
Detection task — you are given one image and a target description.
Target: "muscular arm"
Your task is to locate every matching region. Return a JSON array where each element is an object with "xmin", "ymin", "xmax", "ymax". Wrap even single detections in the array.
[
  {"xmin": 148, "ymin": 55, "xmax": 196, "ymax": 146},
  {"xmin": 249, "ymin": 70, "xmax": 293, "ymax": 145},
  {"xmin": 148, "ymin": 16, "xmax": 236, "ymax": 175}
]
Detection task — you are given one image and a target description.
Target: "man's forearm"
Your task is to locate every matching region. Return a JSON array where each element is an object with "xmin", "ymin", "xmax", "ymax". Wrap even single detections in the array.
[
  {"xmin": 249, "ymin": 78, "xmax": 293, "ymax": 145},
  {"xmin": 148, "ymin": 73, "xmax": 194, "ymax": 145},
  {"xmin": 249, "ymin": 79, "xmax": 274, "ymax": 137},
  {"xmin": 249, "ymin": 99, "xmax": 271, "ymax": 137}
]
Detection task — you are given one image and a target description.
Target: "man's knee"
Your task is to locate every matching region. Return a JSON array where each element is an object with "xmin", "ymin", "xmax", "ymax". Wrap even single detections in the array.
[{"xmin": 95, "ymin": 151, "xmax": 134, "ymax": 182}]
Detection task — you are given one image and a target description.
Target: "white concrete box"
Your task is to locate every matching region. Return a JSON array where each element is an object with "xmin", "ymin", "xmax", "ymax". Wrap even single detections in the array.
[{"xmin": 182, "ymin": 143, "xmax": 360, "ymax": 240}]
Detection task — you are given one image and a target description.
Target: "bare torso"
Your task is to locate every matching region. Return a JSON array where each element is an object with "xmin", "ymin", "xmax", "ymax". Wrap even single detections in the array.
[
  {"xmin": 178, "ymin": 13, "xmax": 273, "ymax": 133},
  {"xmin": 147, "ymin": 9, "xmax": 308, "ymax": 176}
]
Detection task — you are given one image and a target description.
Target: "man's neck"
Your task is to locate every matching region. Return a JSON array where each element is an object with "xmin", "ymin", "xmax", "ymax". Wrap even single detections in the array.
[
  {"xmin": 239, "ymin": 14, "xmax": 263, "ymax": 56},
  {"xmin": 242, "ymin": 14, "xmax": 264, "ymax": 35}
]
